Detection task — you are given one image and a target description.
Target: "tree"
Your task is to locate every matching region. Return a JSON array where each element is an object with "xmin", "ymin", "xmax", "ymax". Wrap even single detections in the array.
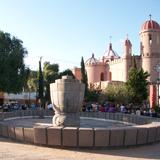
[
  {"xmin": 87, "ymin": 83, "xmax": 101, "ymax": 102},
  {"xmin": 26, "ymin": 70, "xmax": 38, "ymax": 92},
  {"xmin": 59, "ymin": 69, "xmax": 75, "ymax": 78},
  {"xmin": 43, "ymin": 62, "xmax": 59, "ymax": 102},
  {"xmin": 0, "ymin": 31, "xmax": 28, "ymax": 93},
  {"xmin": 80, "ymin": 57, "xmax": 88, "ymax": 97},
  {"xmin": 126, "ymin": 67, "xmax": 149, "ymax": 104},
  {"xmin": 38, "ymin": 57, "xmax": 44, "ymax": 107},
  {"xmin": 103, "ymin": 83, "xmax": 129, "ymax": 104}
]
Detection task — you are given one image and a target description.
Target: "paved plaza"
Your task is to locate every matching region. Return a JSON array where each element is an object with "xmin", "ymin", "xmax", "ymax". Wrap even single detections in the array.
[{"xmin": 0, "ymin": 137, "xmax": 160, "ymax": 160}]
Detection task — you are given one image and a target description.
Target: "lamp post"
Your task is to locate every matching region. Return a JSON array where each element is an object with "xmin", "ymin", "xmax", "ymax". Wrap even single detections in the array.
[
  {"xmin": 28, "ymin": 84, "xmax": 31, "ymax": 107},
  {"xmin": 154, "ymin": 64, "xmax": 160, "ymax": 107}
]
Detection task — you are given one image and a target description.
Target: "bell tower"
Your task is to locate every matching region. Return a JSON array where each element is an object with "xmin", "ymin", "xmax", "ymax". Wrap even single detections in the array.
[
  {"xmin": 123, "ymin": 35, "xmax": 132, "ymax": 57},
  {"xmin": 140, "ymin": 15, "xmax": 160, "ymax": 82},
  {"xmin": 123, "ymin": 37, "xmax": 132, "ymax": 81}
]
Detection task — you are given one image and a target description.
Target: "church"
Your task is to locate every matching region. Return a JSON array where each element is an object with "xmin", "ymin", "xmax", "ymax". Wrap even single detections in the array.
[{"xmin": 72, "ymin": 17, "xmax": 160, "ymax": 107}]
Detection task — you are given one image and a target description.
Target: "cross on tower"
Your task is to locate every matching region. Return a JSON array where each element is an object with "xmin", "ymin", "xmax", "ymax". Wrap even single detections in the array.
[
  {"xmin": 109, "ymin": 36, "xmax": 112, "ymax": 43},
  {"xmin": 126, "ymin": 34, "xmax": 129, "ymax": 39},
  {"xmin": 149, "ymin": 14, "xmax": 152, "ymax": 20}
]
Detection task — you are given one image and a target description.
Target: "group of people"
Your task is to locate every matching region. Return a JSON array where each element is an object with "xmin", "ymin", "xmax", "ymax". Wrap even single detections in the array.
[
  {"xmin": 0, "ymin": 100, "xmax": 157, "ymax": 117},
  {"xmin": 0, "ymin": 103, "xmax": 32, "ymax": 112},
  {"xmin": 82, "ymin": 102, "xmax": 119, "ymax": 113},
  {"xmin": 0, "ymin": 101, "xmax": 55, "ymax": 112},
  {"xmin": 81, "ymin": 101, "xmax": 157, "ymax": 117}
]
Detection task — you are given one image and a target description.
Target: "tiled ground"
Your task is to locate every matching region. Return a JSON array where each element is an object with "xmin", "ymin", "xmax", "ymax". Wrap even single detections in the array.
[{"xmin": 0, "ymin": 137, "xmax": 160, "ymax": 160}]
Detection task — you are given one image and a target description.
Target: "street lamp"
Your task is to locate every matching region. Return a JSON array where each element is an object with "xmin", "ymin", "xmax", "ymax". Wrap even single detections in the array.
[{"xmin": 28, "ymin": 84, "xmax": 32, "ymax": 107}]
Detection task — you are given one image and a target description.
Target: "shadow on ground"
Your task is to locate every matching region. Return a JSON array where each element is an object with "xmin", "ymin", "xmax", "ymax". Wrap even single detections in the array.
[{"xmin": 0, "ymin": 137, "xmax": 160, "ymax": 160}]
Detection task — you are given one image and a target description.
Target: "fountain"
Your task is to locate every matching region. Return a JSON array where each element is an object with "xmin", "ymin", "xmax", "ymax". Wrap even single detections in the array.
[
  {"xmin": 50, "ymin": 75, "xmax": 85, "ymax": 127},
  {"xmin": 0, "ymin": 76, "xmax": 160, "ymax": 148}
]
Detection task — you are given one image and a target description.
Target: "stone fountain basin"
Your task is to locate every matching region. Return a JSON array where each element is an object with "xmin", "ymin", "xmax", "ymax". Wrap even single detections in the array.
[
  {"xmin": 0, "ymin": 117, "xmax": 134, "ymax": 128},
  {"xmin": 0, "ymin": 110, "xmax": 160, "ymax": 148}
]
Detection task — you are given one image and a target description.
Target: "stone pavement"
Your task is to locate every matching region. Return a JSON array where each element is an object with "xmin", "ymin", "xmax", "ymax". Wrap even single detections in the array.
[{"xmin": 0, "ymin": 137, "xmax": 160, "ymax": 160}]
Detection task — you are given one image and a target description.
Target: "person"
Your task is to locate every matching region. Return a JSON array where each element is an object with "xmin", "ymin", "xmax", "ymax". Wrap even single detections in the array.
[
  {"xmin": 120, "ymin": 104, "xmax": 126, "ymax": 113},
  {"xmin": 81, "ymin": 104, "xmax": 86, "ymax": 112},
  {"xmin": 108, "ymin": 102, "xmax": 116, "ymax": 113},
  {"xmin": 136, "ymin": 108, "xmax": 141, "ymax": 115},
  {"xmin": 99, "ymin": 104, "xmax": 105, "ymax": 112},
  {"xmin": 47, "ymin": 103, "xmax": 54, "ymax": 110}
]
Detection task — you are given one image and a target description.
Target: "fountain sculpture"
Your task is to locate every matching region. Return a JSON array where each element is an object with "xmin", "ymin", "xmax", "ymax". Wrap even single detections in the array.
[{"xmin": 50, "ymin": 75, "xmax": 85, "ymax": 127}]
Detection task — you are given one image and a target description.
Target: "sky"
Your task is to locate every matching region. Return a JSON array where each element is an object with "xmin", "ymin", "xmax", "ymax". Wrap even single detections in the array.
[{"xmin": 0, "ymin": 0, "xmax": 159, "ymax": 71}]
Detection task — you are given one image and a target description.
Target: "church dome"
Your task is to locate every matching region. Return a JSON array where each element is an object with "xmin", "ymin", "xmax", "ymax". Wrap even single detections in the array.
[
  {"xmin": 104, "ymin": 43, "xmax": 120, "ymax": 60},
  {"xmin": 85, "ymin": 53, "xmax": 99, "ymax": 65},
  {"xmin": 141, "ymin": 19, "xmax": 160, "ymax": 31}
]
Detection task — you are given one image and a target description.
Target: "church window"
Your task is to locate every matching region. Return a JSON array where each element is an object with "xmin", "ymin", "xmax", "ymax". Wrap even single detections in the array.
[
  {"xmin": 149, "ymin": 34, "xmax": 152, "ymax": 44},
  {"xmin": 129, "ymin": 47, "xmax": 131, "ymax": 54},
  {"xmin": 140, "ymin": 42, "xmax": 143, "ymax": 55},
  {"xmin": 100, "ymin": 72, "xmax": 104, "ymax": 81}
]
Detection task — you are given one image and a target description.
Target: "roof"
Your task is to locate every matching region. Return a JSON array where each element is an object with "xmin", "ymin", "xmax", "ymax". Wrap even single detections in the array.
[
  {"xmin": 141, "ymin": 19, "xmax": 160, "ymax": 31},
  {"xmin": 85, "ymin": 53, "xmax": 99, "ymax": 65},
  {"xmin": 103, "ymin": 43, "xmax": 120, "ymax": 60}
]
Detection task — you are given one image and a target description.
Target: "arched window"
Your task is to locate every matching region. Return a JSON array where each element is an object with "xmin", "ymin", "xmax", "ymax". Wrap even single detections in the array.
[
  {"xmin": 100, "ymin": 72, "xmax": 104, "ymax": 81},
  {"xmin": 140, "ymin": 41, "xmax": 143, "ymax": 55},
  {"xmin": 149, "ymin": 34, "xmax": 152, "ymax": 44}
]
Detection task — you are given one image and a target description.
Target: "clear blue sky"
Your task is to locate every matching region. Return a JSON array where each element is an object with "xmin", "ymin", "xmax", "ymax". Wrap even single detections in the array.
[{"xmin": 0, "ymin": 0, "xmax": 159, "ymax": 71}]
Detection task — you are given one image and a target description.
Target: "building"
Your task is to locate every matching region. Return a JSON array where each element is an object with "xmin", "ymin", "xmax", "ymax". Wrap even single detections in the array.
[
  {"xmin": 73, "ymin": 17, "xmax": 160, "ymax": 107},
  {"xmin": 0, "ymin": 92, "xmax": 37, "ymax": 106}
]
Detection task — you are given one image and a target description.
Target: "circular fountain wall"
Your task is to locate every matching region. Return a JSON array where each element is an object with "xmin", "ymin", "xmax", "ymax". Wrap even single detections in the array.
[
  {"xmin": 0, "ymin": 76, "xmax": 160, "ymax": 148},
  {"xmin": 0, "ymin": 110, "xmax": 160, "ymax": 148}
]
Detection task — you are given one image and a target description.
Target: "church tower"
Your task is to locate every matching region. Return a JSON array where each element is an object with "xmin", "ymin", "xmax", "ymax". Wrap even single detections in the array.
[
  {"xmin": 140, "ymin": 16, "xmax": 160, "ymax": 82},
  {"xmin": 122, "ymin": 37, "xmax": 132, "ymax": 82},
  {"xmin": 124, "ymin": 37, "xmax": 132, "ymax": 57},
  {"xmin": 85, "ymin": 53, "xmax": 106, "ymax": 85}
]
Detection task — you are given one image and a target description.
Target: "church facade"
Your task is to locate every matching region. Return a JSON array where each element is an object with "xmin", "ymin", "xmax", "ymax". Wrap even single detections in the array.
[
  {"xmin": 84, "ymin": 17, "xmax": 160, "ymax": 87},
  {"xmin": 72, "ymin": 17, "xmax": 160, "ymax": 107}
]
